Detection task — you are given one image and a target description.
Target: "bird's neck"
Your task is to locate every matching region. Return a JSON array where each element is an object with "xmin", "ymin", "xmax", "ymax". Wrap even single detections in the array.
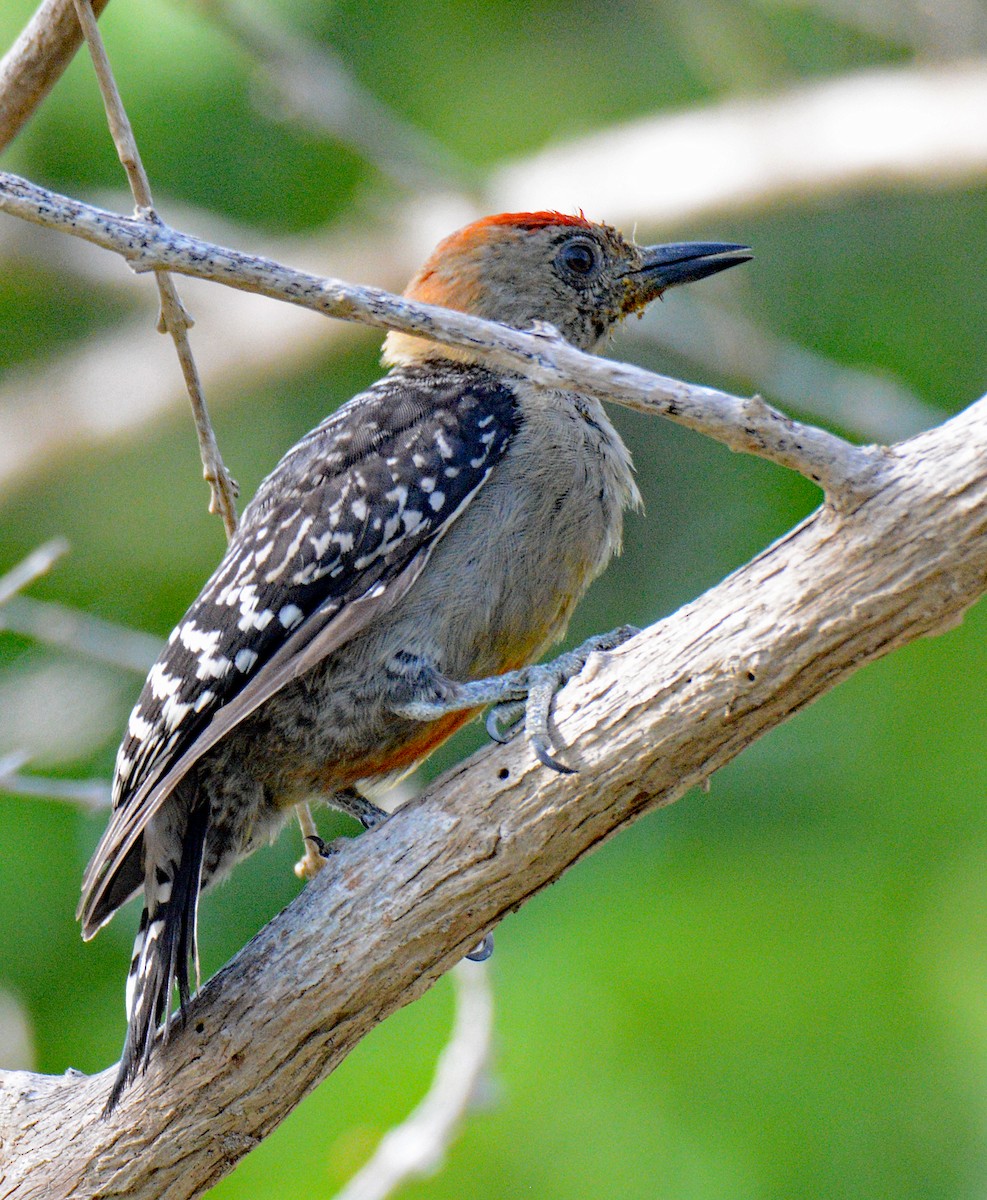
[{"xmin": 381, "ymin": 329, "xmax": 487, "ymax": 368}]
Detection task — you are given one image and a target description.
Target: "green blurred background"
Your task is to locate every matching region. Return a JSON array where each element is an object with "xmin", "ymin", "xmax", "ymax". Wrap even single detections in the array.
[{"xmin": 2, "ymin": 1, "xmax": 987, "ymax": 1196}]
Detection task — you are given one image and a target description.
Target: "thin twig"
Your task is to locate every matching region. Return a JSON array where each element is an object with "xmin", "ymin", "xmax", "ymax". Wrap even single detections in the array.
[
  {"xmin": 69, "ymin": 4, "xmax": 324, "ymax": 855},
  {"xmin": 70, "ymin": 0, "xmax": 239, "ymax": 538},
  {"xmin": 0, "ymin": 173, "xmax": 881, "ymax": 503},
  {"xmin": 50, "ymin": 2, "xmax": 322, "ymax": 863},
  {"xmin": 0, "ymin": 539, "xmax": 69, "ymax": 607},
  {"xmin": 334, "ymin": 961, "xmax": 494, "ymax": 1200},
  {"xmin": 0, "ymin": 595, "xmax": 161, "ymax": 673},
  {"xmin": 0, "ymin": 750, "xmax": 111, "ymax": 810}
]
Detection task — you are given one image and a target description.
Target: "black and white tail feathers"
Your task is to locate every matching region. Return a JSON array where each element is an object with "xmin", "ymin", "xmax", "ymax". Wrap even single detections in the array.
[{"xmin": 105, "ymin": 799, "xmax": 210, "ymax": 1114}]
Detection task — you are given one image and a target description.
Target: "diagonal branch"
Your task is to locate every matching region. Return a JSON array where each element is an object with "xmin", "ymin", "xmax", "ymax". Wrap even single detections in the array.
[
  {"xmin": 333, "ymin": 961, "xmax": 494, "ymax": 1200},
  {"xmin": 1, "ymin": 390, "xmax": 985, "ymax": 1200},
  {"xmin": 0, "ymin": 0, "xmax": 112, "ymax": 151},
  {"xmin": 493, "ymin": 59, "xmax": 987, "ymax": 225},
  {"xmin": 0, "ymin": 172, "xmax": 879, "ymax": 503},
  {"xmin": 4, "ymin": 60, "xmax": 984, "ymax": 499},
  {"xmin": 0, "ymin": 538, "xmax": 68, "ymax": 607}
]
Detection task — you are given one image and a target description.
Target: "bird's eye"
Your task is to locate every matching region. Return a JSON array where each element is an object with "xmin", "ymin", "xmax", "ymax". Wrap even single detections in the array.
[{"xmin": 556, "ymin": 238, "xmax": 601, "ymax": 281}]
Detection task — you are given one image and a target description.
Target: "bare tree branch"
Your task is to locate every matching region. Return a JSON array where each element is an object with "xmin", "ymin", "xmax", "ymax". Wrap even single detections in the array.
[
  {"xmin": 0, "ymin": 0, "xmax": 111, "ymax": 151},
  {"xmin": 3, "ymin": 57, "xmax": 982, "ymax": 496},
  {"xmin": 0, "ymin": 539, "xmax": 68, "ymax": 607},
  {"xmin": 0, "ymin": 595, "xmax": 160, "ymax": 673},
  {"xmin": 625, "ymin": 295, "xmax": 942, "ymax": 441},
  {"xmin": 0, "ymin": 202, "xmax": 926, "ymax": 489},
  {"xmin": 1, "ymin": 391, "xmax": 985, "ymax": 1199},
  {"xmin": 0, "ymin": 750, "xmax": 110, "ymax": 809},
  {"xmin": 0, "ymin": 209, "xmax": 382, "ymax": 498},
  {"xmin": 333, "ymin": 961, "xmax": 494, "ymax": 1200},
  {"xmin": 70, "ymin": 0, "xmax": 239, "ymax": 537},
  {"xmin": 0, "ymin": 173, "xmax": 876, "ymax": 501},
  {"xmin": 1, "ymin": 11, "xmax": 979, "ymax": 1200},
  {"xmin": 493, "ymin": 59, "xmax": 987, "ymax": 225}
]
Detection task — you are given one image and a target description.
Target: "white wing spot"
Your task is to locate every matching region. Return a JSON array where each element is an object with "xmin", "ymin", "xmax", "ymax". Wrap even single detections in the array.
[
  {"xmin": 235, "ymin": 583, "xmax": 276, "ymax": 632},
  {"xmin": 428, "ymin": 491, "xmax": 445, "ymax": 511},
  {"xmin": 162, "ymin": 691, "xmax": 193, "ymax": 730},
  {"xmin": 128, "ymin": 710, "xmax": 154, "ymax": 741},
  {"xmin": 264, "ymin": 515, "xmax": 314, "ymax": 583},
  {"xmin": 180, "ymin": 621, "xmax": 222, "ymax": 657},
  {"xmin": 309, "ymin": 530, "xmax": 337, "ymax": 558},
  {"xmin": 235, "ymin": 648, "xmax": 258, "ymax": 673},
  {"xmin": 187, "ymin": 627, "xmax": 233, "ymax": 680},
  {"xmin": 149, "ymin": 663, "xmax": 183, "ymax": 701},
  {"xmin": 279, "ymin": 603, "xmax": 304, "ymax": 629}
]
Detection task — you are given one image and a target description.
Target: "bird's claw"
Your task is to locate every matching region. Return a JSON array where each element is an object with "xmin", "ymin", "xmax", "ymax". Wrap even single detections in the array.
[
  {"xmin": 485, "ymin": 701, "xmax": 525, "ymax": 743},
  {"xmin": 530, "ymin": 729, "xmax": 576, "ymax": 775},
  {"xmin": 466, "ymin": 932, "xmax": 495, "ymax": 962},
  {"xmin": 305, "ymin": 834, "xmax": 340, "ymax": 860},
  {"xmin": 488, "ymin": 625, "xmax": 640, "ymax": 774},
  {"xmin": 396, "ymin": 627, "xmax": 639, "ymax": 774}
]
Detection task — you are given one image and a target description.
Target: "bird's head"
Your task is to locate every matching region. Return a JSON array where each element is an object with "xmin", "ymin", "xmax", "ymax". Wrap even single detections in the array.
[{"xmin": 383, "ymin": 211, "xmax": 751, "ymax": 366}]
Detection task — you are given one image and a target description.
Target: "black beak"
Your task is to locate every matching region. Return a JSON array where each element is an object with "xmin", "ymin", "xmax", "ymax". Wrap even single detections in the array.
[{"xmin": 625, "ymin": 241, "xmax": 752, "ymax": 309}]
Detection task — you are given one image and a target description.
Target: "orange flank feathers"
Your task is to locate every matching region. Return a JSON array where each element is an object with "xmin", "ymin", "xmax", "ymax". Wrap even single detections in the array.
[{"xmin": 330, "ymin": 709, "xmax": 479, "ymax": 787}]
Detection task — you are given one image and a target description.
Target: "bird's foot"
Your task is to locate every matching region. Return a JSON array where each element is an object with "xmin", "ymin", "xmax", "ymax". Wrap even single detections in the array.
[
  {"xmin": 393, "ymin": 625, "xmax": 639, "ymax": 774},
  {"xmin": 483, "ymin": 625, "xmax": 639, "ymax": 772},
  {"xmin": 330, "ymin": 786, "xmax": 390, "ymax": 831},
  {"xmin": 294, "ymin": 788, "xmax": 390, "ymax": 880}
]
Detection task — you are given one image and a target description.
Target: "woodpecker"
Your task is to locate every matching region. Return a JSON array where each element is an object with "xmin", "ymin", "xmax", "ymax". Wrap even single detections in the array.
[{"xmin": 79, "ymin": 211, "xmax": 750, "ymax": 1110}]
